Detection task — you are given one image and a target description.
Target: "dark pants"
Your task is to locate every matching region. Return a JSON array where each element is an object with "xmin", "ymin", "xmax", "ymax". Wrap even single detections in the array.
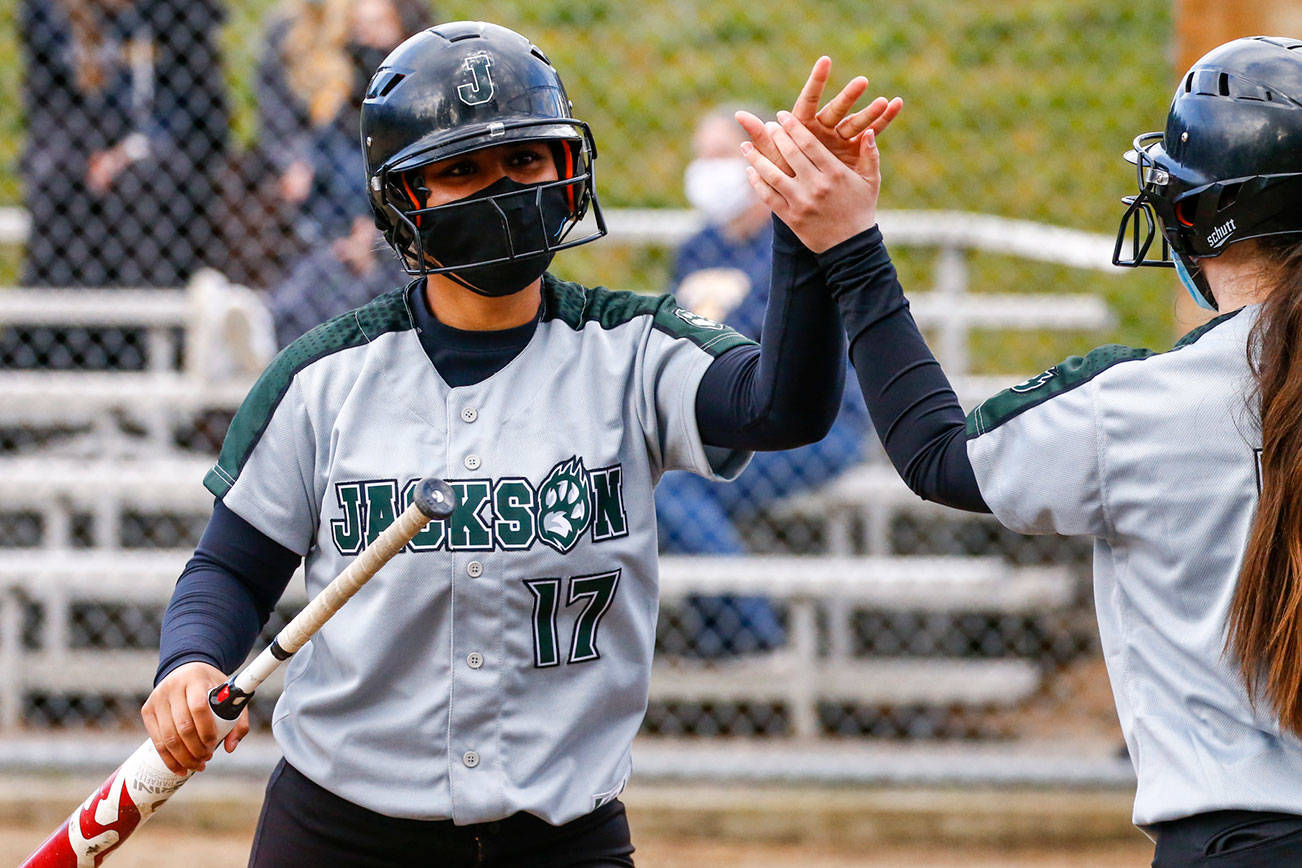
[
  {"xmin": 249, "ymin": 760, "xmax": 635, "ymax": 868},
  {"xmin": 1151, "ymin": 809, "xmax": 1302, "ymax": 867}
]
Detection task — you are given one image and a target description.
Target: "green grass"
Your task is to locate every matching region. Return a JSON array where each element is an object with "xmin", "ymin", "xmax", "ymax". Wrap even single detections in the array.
[{"xmin": 0, "ymin": 0, "xmax": 1183, "ymax": 365}]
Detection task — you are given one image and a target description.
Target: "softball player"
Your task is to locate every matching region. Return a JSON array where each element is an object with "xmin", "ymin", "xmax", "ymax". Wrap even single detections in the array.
[
  {"xmin": 141, "ymin": 22, "xmax": 899, "ymax": 867},
  {"xmin": 742, "ymin": 39, "xmax": 1302, "ymax": 867}
]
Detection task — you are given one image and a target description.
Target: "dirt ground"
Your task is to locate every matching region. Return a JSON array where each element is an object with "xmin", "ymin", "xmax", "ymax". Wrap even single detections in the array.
[
  {"xmin": 0, "ymin": 764, "xmax": 1154, "ymax": 867},
  {"xmin": 1, "ymin": 823, "xmax": 1155, "ymax": 867}
]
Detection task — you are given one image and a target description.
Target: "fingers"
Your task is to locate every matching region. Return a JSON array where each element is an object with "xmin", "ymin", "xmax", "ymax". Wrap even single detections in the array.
[
  {"xmin": 816, "ymin": 76, "xmax": 869, "ymax": 128},
  {"xmin": 735, "ymin": 110, "xmax": 788, "ymax": 174},
  {"xmin": 141, "ymin": 662, "xmax": 226, "ymax": 775},
  {"xmin": 791, "ymin": 56, "xmax": 832, "ymax": 121},
  {"xmin": 742, "ymin": 163, "xmax": 788, "ymax": 222},
  {"xmin": 860, "ymin": 129, "xmax": 881, "ymax": 187},
  {"xmin": 771, "ymin": 112, "xmax": 822, "ymax": 177},
  {"xmin": 188, "ymin": 679, "xmax": 220, "ymax": 747},
  {"xmin": 836, "ymin": 96, "xmax": 888, "ymax": 139},
  {"xmin": 143, "ymin": 699, "xmax": 198, "ymax": 776},
  {"xmin": 867, "ymin": 96, "xmax": 904, "ymax": 135},
  {"xmin": 140, "ymin": 703, "xmax": 177, "ymax": 776},
  {"xmin": 776, "ymin": 111, "xmax": 843, "ymax": 176},
  {"xmin": 739, "ymin": 140, "xmax": 793, "ymax": 206},
  {"xmin": 734, "ymin": 110, "xmax": 767, "ymax": 143},
  {"xmin": 836, "ymin": 95, "xmax": 904, "ymax": 140},
  {"xmin": 168, "ymin": 694, "xmax": 213, "ymax": 772},
  {"xmin": 224, "ymin": 709, "xmax": 250, "ymax": 754}
]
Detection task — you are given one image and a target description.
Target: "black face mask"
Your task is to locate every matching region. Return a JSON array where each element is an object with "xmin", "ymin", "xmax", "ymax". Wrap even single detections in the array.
[{"xmin": 414, "ymin": 175, "xmax": 574, "ymax": 297}]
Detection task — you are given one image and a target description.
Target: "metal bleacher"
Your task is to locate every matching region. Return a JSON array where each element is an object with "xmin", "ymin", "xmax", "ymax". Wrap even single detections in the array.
[{"xmin": 0, "ymin": 206, "xmax": 1113, "ymax": 759}]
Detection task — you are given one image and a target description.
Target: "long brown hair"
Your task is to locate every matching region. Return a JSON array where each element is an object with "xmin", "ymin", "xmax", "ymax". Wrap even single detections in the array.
[
  {"xmin": 60, "ymin": 0, "xmax": 127, "ymax": 93},
  {"xmin": 1227, "ymin": 235, "xmax": 1302, "ymax": 735},
  {"xmin": 280, "ymin": 0, "xmax": 436, "ymax": 127}
]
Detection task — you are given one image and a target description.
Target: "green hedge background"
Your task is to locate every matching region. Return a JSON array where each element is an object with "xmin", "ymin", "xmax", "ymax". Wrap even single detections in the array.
[{"xmin": 0, "ymin": 0, "xmax": 1186, "ymax": 368}]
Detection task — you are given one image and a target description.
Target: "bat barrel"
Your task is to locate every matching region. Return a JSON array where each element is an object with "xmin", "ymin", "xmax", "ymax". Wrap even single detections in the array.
[
  {"xmin": 19, "ymin": 738, "xmax": 195, "ymax": 867},
  {"xmin": 22, "ymin": 476, "xmax": 456, "ymax": 866}
]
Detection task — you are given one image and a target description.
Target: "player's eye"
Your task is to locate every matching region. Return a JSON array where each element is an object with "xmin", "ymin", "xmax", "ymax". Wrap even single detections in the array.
[
  {"xmin": 506, "ymin": 147, "xmax": 547, "ymax": 169},
  {"xmin": 435, "ymin": 159, "xmax": 478, "ymax": 179}
]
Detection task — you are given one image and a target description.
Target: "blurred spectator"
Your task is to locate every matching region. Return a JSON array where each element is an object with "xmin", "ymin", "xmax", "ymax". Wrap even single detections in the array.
[
  {"xmin": 219, "ymin": 0, "xmax": 434, "ymax": 287},
  {"xmin": 267, "ymin": 210, "xmax": 406, "ymax": 349},
  {"xmin": 19, "ymin": 0, "xmax": 229, "ymax": 289},
  {"xmin": 8, "ymin": 0, "xmax": 230, "ymax": 372},
  {"xmin": 657, "ymin": 108, "xmax": 873, "ymax": 657}
]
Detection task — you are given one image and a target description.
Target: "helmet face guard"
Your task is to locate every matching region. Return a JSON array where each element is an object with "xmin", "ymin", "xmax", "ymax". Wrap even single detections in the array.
[
  {"xmin": 1112, "ymin": 37, "xmax": 1302, "ymax": 309},
  {"xmin": 1113, "ymin": 132, "xmax": 1176, "ymax": 270},
  {"xmin": 372, "ymin": 120, "xmax": 607, "ymax": 278},
  {"xmin": 360, "ymin": 22, "xmax": 608, "ymax": 286}
]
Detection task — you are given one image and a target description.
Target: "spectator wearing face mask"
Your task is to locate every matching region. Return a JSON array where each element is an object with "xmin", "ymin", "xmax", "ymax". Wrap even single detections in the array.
[{"xmin": 656, "ymin": 107, "xmax": 874, "ymax": 657}]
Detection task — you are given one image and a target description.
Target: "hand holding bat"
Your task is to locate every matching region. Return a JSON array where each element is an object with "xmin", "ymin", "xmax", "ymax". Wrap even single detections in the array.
[{"xmin": 21, "ymin": 477, "xmax": 456, "ymax": 868}]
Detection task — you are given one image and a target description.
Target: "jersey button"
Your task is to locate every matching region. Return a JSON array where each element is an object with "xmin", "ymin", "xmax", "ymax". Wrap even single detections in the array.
[
  {"xmin": 467, "ymin": 652, "xmax": 483, "ymax": 669},
  {"xmin": 460, "ymin": 407, "xmax": 478, "ymax": 423},
  {"xmin": 467, "ymin": 561, "xmax": 483, "ymax": 578},
  {"xmin": 464, "ymin": 454, "xmax": 481, "ymax": 471},
  {"xmin": 463, "ymin": 751, "xmax": 480, "ymax": 768}
]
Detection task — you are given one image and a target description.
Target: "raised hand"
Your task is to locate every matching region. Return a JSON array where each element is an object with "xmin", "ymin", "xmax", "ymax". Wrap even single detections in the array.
[
  {"xmin": 737, "ymin": 56, "xmax": 902, "ymax": 180},
  {"xmin": 740, "ymin": 110, "xmax": 883, "ymax": 253}
]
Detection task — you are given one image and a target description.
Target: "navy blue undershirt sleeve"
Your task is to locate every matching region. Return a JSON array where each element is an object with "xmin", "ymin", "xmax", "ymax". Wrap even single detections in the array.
[
  {"xmin": 695, "ymin": 218, "xmax": 845, "ymax": 451},
  {"xmin": 818, "ymin": 226, "xmax": 989, "ymax": 513},
  {"xmin": 155, "ymin": 500, "xmax": 301, "ymax": 685}
]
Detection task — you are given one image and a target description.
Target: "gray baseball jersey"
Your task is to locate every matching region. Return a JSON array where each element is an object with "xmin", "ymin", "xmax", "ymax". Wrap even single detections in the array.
[
  {"xmin": 966, "ymin": 306, "xmax": 1302, "ymax": 827},
  {"xmin": 203, "ymin": 274, "xmax": 752, "ymax": 825}
]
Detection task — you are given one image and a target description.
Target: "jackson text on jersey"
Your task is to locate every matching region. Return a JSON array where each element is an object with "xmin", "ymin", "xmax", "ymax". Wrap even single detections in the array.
[{"xmin": 329, "ymin": 455, "xmax": 628, "ymax": 556}]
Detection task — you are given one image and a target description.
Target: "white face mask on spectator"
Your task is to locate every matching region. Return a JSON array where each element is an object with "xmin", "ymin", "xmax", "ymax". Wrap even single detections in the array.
[{"xmin": 684, "ymin": 157, "xmax": 757, "ymax": 226}]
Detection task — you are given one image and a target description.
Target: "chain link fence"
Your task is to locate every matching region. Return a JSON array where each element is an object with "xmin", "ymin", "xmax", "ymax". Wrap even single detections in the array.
[{"xmin": 0, "ymin": 0, "xmax": 1179, "ymax": 781}]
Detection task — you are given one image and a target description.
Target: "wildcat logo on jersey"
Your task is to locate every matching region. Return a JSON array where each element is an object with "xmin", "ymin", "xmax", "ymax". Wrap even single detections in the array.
[
  {"xmin": 537, "ymin": 456, "xmax": 592, "ymax": 553},
  {"xmin": 329, "ymin": 456, "xmax": 627, "ymax": 555}
]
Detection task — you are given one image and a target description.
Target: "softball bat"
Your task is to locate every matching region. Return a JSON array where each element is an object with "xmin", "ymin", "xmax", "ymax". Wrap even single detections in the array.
[{"xmin": 20, "ymin": 477, "xmax": 456, "ymax": 868}]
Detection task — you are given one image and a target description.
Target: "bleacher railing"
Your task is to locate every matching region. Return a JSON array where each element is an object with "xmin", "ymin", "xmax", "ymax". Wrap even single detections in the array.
[{"xmin": 0, "ymin": 206, "xmax": 1129, "ymax": 785}]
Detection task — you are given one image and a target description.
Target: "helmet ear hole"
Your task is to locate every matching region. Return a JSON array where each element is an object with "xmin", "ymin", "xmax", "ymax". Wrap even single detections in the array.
[{"xmin": 1175, "ymin": 199, "xmax": 1196, "ymax": 228}]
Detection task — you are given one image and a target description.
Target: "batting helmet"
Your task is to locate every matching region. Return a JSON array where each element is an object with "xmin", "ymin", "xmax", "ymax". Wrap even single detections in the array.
[
  {"xmin": 361, "ymin": 21, "xmax": 606, "ymax": 294},
  {"xmin": 1112, "ymin": 36, "xmax": 1302, "ymax": 309}
]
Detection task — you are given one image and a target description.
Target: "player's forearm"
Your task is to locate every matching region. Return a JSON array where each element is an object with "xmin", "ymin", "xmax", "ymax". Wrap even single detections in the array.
[
  {"xmin": 695, "ymin": 218, "xmax": 845, "ymax": 450},
  {"xmin": 821, "ymin": 226, "xmax": 989, "ymax": 512},
  {"xmin": 155, "ymin": 501, "xmax": 300, "ymax": 683}
]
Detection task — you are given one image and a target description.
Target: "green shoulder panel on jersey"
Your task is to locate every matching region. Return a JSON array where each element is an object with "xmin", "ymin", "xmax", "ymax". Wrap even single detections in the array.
[
  {"xmin": 965, "ymin": 308, "xmax": 1244, "ymax": 439},
  {"xmin": 204, "ymin": 288, "xmax": 414, "ymax": 497},
  {"xmin": 541, "ymin": 273, "xmax": 754, "ymax": 357}
]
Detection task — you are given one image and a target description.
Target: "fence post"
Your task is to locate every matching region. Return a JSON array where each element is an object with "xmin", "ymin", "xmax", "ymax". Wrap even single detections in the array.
[
  {"xmin": 933, "ymin": 245, "xmax": 970, "ymax": 375},
  {"xmin": 787, "ymin": 597, "xmax": 819, "ymax": 738},
  {"xmin": 44, "ymin": 500, "xmax": 71, "ymax": 549},
  {"xmin": 0, "ymin": 590, "xmax": 20, "ymax": 729},
  {"xmin": 41, "ymin": 583, "xmax": 69, "ymax": 669}
]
